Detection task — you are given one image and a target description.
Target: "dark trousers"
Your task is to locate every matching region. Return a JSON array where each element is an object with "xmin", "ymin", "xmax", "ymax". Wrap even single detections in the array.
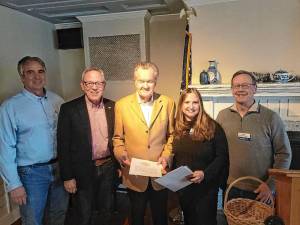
[
  {"xmin": 127, "ymin": 181, "xmax": 168, "ymax": 225},
  {"xmin": 72, "ymin": 160, "xmax": 115, "ymax": 225},
  {"xmin": 225, "ymin": 186, "xmax": 257, "ymax": 201},
  {"xmin": 179, "ymin": 187, "xmax": 218, "ymax": 225}
]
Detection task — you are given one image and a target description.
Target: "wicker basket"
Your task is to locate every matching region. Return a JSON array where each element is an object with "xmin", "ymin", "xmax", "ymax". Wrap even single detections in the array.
[{"xmin": 224, "ymin": 176, "xmax": 274, "ymax": 225}]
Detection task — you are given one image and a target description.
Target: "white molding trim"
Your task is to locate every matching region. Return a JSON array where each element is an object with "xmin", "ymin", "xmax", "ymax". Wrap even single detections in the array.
[
  {"xmin": 150, "ymin": 13, "xmax": 181, "ymax": 22},
  {"xmin": 190, "ymin": 83, "xmax": 300, "ymax": 97},
  {"xmin": 55, "ymin": 22, "xmax": 82, "ymax": 29},
  {"xmin": 184, "ymin": 0, "xmax": 242, "ymax": 7},
  {"xmin": 77, "ymin": 10, "xmax": 148, "ymax": 22}
]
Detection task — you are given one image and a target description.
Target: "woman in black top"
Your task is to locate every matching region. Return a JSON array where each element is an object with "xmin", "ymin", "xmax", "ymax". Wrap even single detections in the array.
[{"xmin": 173, "ymin": 88, "xmax": 229, "ymax": 225}]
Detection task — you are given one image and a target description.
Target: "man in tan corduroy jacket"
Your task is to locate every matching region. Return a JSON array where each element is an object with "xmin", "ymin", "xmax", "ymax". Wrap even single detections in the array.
[{"xmin": 113, "ymin": 62, "xmax": 175, "ymax": 225}]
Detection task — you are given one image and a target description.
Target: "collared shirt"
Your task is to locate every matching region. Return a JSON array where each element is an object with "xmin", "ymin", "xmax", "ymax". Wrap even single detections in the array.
[
  {"xmin": 85, "ymin": 96, "xmax": 109, "ymax": 160},
  {"xmin": 230, "ymin": 101, "xmax": 259, "ymax": 114},
  {"xmin": 0, "ymin": 89, "xmax": 64, "ymax": 191},
  {"xmin": 137, "ymin": 93, "xmax": 154, "ymax": 127}
]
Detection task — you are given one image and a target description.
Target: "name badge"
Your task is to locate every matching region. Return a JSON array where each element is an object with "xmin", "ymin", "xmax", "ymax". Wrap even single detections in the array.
[{"xmin": 238, "ymin": 132, "xmax": 251, "ymax": 141}]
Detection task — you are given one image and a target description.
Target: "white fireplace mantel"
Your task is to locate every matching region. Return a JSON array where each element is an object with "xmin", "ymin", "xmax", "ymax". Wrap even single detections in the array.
[
  {"xmin": 190, "ymin": 82, "xmax": 300, "ymax": 97},
  {"xmin": 190, "ymin": 82, "xmax": 300, "ymax": 131}
]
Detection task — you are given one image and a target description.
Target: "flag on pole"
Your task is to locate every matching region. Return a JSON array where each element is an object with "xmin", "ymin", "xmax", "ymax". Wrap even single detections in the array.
[{"xmin": 181, "ymin": 22, "xmax": 192, "ymax": 91}]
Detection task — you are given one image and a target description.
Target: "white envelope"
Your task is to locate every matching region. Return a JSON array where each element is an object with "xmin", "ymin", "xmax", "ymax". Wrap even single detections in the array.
[{"xmin": 129, "ymin": 158, "xmax": 163, "ymax": 177}]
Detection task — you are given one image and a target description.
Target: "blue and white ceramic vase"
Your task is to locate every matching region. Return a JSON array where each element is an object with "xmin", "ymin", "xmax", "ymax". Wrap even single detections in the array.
[{"xmin": 207, "ymin": 60, "xmax": 221, "ymax": 84}]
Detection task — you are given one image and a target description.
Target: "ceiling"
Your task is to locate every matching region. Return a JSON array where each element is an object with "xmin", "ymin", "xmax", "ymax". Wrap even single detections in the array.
[{"xmin": 0, "ymin": 0, "xmax": 186, "ymax": 24}]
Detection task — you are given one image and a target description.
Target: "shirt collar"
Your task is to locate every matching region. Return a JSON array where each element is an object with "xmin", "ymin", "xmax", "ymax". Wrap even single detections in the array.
[
  {"xmin": 85, "ymin": 95, "xmax": 104, "ymax": 109},
  {"xmin": 230, "ymin": 101, "xmax": 260, "ymax": 113},
  {"xmin": 22, "ymin": 88, "xmax": 47, "ymax": 100},
  {"xmin": 136, "ymin": 92, "xmax": 154, "ymax": 105}
]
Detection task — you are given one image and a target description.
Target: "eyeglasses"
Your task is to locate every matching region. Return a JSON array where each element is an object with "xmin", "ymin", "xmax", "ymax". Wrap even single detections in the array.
[
  {"xmin": 232, "ymin": 83, "xmax": 255, "ymax": 90},
  {"xmin": 83, "ymin": 81, "xmax": 106, "ymax": 89},
  {"xmin": 136, "ymin": 79, "xmax": 156, "ymax": 85}
]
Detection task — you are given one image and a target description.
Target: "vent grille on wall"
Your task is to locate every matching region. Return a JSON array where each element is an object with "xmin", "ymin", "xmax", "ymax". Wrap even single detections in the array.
[{"xmin": 89, "ymin": 34, "xmax": 141, "ymax": 81}]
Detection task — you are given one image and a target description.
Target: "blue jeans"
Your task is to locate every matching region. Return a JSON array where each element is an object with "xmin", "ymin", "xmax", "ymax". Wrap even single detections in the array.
[{"xmin": 18, "ymin": 163, "xmax": 69, "ymax": 225}]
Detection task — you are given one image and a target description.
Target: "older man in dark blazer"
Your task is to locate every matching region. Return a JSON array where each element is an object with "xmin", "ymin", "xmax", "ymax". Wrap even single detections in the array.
[{"xmin": 57, "ymin": 67, "xmax": 117, "ymax": 225}]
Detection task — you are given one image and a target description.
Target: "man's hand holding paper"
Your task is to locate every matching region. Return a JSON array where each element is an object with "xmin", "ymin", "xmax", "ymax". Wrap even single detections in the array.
[
  {"xmin": 120, "ymin": 152, "xmax": 131, "ymax": 167},
  {"xmin": 129, "ymin": 158, "xmax": 163, "ymax": 177}
]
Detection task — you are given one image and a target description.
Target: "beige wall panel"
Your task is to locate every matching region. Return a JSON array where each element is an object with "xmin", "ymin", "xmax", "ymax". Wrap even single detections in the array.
[
  {"xmin": 0, "ymin": 5, "xmax": 62, "ymax": 102},
  {"xmin": 188, "ymin": 0, "xmax": 300, "ymax": 84},
  {"xmin": 58, "ymin": 49, "xmax": 85, "ymax": 101}
]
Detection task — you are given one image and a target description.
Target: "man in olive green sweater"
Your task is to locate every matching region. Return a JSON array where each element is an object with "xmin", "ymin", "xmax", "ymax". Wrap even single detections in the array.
[{"xmin": 216, "ymin": 70, "xmax": 292, "ymax": 203}]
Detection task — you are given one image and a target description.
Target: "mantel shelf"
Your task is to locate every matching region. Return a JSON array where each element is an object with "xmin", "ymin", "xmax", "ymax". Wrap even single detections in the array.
[
  {"xmin": 190, "ymin": 82, "xmax": 300, "ymax": 97},
  {"xmin": 189, "ymin": 82, "xmax": 300, "ymax": 131}
]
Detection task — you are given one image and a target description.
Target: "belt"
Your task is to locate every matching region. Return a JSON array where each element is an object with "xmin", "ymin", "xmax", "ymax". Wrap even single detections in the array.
[
  {"xmin": 31, "ymin": 158, "xmax": 58, "ymax": 167},
  {"xmin": 94, "ymin": 156, "xmax": 111, "ymax": 166}
]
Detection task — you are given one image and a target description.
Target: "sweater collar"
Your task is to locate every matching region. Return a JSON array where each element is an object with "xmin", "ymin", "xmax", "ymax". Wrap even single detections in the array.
[{"xmin": 230, "ymin": 101, "xmax": 260, "ymax": 113}]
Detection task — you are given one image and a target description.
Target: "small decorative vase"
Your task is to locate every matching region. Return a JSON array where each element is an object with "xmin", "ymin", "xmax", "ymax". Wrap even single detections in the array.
[
  {"xmin": 207, "ymin": 60, "xmax": 221, "ymax": 84},
  {"xmin": 199, "ymin": 70, "xmax": 209, "ymax": 84}
]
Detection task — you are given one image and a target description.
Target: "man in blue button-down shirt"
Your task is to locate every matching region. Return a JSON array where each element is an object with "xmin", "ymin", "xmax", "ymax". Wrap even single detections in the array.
[{"xmin": 0, "ymin": 56, "xmax": 68, "ymax": 225}]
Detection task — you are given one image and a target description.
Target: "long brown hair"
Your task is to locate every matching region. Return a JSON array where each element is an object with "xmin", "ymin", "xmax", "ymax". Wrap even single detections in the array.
[{"xmin": 174, "ymin": 88, "xmax": 216, "ymax": 141}]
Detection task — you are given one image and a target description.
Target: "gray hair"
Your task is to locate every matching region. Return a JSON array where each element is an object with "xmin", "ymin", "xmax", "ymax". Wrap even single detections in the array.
[
  {"xmin": 134, "ymin": 62, "xmax": 159, "ymax": 80},
  {"xmin": 231, "ymin": 70, "xmax": 257, "ymax": 86},
  {"xmin": 17, "ymin": 56, "xmax": 46, "ymax": 76},
  {"xmin": 81, "ymin": 67, "xmax": 105, "ymax": 81}
]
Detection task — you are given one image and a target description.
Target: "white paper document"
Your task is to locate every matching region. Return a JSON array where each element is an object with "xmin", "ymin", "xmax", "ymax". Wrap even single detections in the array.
[
  {"xmin": 154, "ymin": 166, "xmax": 193, "ymax": 192},
  {"xmin": 129, "ymin": 158, "xmax": 162, "ymax": 177}
]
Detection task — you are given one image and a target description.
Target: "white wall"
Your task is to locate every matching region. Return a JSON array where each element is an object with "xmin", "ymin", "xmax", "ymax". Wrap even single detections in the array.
[
  {"xmin": 149, "ymin": 15, "xmax": 186, "ymax": 103},
  {"xmin": 58, "ymin": 49, "xmax": 85, "ymax": 101},
  {"xmin": 188, "ymin": 0, "xmax": 300, "ymax": 84},
  {"xmin": 0, "ymin": 5, "xmax": 62, "ymax": 102}
]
